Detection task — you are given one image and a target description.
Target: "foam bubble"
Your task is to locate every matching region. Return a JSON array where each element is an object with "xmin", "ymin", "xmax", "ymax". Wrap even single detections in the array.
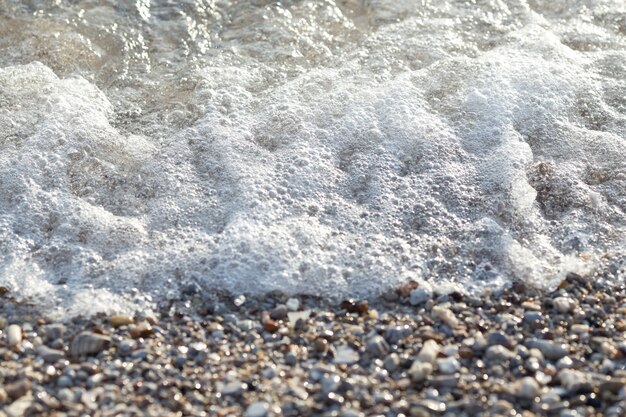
[{"xmin": 0, "ymin": 0, "xmax": 624, "ymax": 315}]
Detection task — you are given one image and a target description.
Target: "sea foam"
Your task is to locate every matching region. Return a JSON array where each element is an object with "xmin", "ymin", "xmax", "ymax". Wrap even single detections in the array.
[{"xmin": 0, "ymin": 0, "xmax": 624, "ymax": 316}]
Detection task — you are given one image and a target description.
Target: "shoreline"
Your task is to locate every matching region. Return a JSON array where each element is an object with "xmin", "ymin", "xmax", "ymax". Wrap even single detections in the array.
[{"xmin": 1, "ymin": 273, "xmax": 626, "ymax": 416}]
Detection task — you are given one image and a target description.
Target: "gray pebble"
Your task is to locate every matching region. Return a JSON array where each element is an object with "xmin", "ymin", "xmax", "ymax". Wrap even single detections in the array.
[
  {"xmin": 410, "ymin": 288, "xmax": 432, "ymax": 306},
  {"xmin": 245, "ymin": 401, "xmax": 269, "ymax": 417},
  {"xmin": 366, "ymin": 335, "xmax": 390, "ymax": 357},
  {"xmin": 37, "ymin": 345, "xmax": 65, "ymax": 363},
  {"xmin": 383, "ymin": 353, "xmax": 400, "ymax": 372},
  {"xmin": 526, "ymin": 338, "xmax": 569, "ymax": 360}
]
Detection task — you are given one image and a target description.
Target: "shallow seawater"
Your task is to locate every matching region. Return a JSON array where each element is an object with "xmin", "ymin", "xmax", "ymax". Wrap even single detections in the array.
[{"xmin": 0, "ymin": 0, "xmax": 624, "ymax": 316}]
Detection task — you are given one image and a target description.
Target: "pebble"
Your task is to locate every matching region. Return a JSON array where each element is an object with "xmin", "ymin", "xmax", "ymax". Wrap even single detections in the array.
[
  {"xmin": 245, "ymin": 401, "xmax": 269, "ymax": 417},
  {"xmin": 409, "ymin": 288, "xmax": 432, "ymax": 305},
  {"xmin": 37, "ymin": 345, "xmax": 65, "ymax": 362},
  {"xmin": 7, "ymin": 324, "xmax": 21, "ymax": 347},
  {"xmin": 385, "ymin": 325, "xmax": 411, "ymax": 344},
  {"xmin": 526, "ymin": 339, "xmax": 569, "ymax": 360},
  {"xmin": 4, "ymin": 393, "xmax": 34, "ymax": 417},
  {"xmin": 70, "ymin": 332, "xmax": 111, "ymax": 357},
  {"xmin": 57, "ymin": 375, "xmax": 73, "ymax": 388},
  {"xmin": 44, "ymin": 324, "xmax": 66, "ymax": 341},
  {"xmin": 383, "ymin": 353, "xmax": 400, "ymax": 372},
  {"xmin": 221, "ymin": 381, "xmax": 247, "ymax": 396},
  {"xmin": 512, "ymin": 377, "xmax": 540, "ymax": 399},
  {"xmin": 286, "ymin": 298, "xmax": 300, "ymax": 311},
  {"xmin": 129, "ymin": 321, "xmax": 153, "ymax": 339},
  {"xmin": 485, "ymin": 345, "xmax": 514, "ymax": 361},
  {"xmin": 409, "ymin": 361, "xmax": 433, "ymax": 382},
  {"xmin": 487, "ymin": 331, "xmax": 513, "ymax": 348},
  {"xmin": 269, "ymin": 305, "xmax": 288, "ymax": 320},
  {"xmin": 432, "ymin": 306, "xmax": 458, "ymax": 327},
  {"xmin": 553, "ymin": 296, "xmax": 576, "ymax": 313},
  {"xmin": 417, "ymin": 340, "xmax": 441, "ymax": 364},
  {"xmin": 334, "ymin": 345, "xmax": 359, "ymax": 365},
  {"xmin": 5, "ymin": 380, "xmax": 31, "ymax": 400},
  {"xmin": 437, "ymin": 357, "xmax": 460, "ymax": 374},
  {"xmin": 366, "ymin": 335, "xmax": 389, "ymax": 357},
  {"xmin": 110, "ymin": 315, "xmax": 134, "ymax": 327}
]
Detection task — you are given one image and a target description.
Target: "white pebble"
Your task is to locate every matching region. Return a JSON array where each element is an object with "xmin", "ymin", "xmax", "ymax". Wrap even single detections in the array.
[
  {"xmin": 7, "ymin": 324, "xmax": 22, "ymax": 347},
  {"xmin": 432, "ymin": 306, "xmax": 458, "ymax": 327},
  {"xmin": 553, "ymin": 297, "xmax": 575, "ymax": 313},
  {"xmin": 409, "ymin": 361, "xmax": 433, "ymax": 382},
  {"xmin": 417, "ymin": 340, "xmax": 441, "ymax": 364}
]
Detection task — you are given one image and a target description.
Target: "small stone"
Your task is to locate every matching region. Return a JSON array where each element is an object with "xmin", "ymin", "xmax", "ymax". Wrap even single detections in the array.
[
  {"xmin": 437, "ymin": 357, "xmax": 460, "ymax": 374},
  {"xmin": 487, "ymin": 331, "xmax": 513, "ymax": 349},
  {"xmin": 556, "ymin": 356, "xmax": 573, "ymax": 369},
  {"xmin": 286, "ymin": 298, "xmax": 300, "ymax": 311},
  {"xmin": 7, "ymin": 324, "xmax": 21, "ymax": 347},
  {"xmin": 557, "ymin": 369, "xmax": 589, "ymax": 391},
  {"xmin": 385, "ymin": 325, "xmax": 412, "ymax": 344},
  {"xmin": 383, "ymin": 353, "xmax": 400, "ymax": 372},
  {"xmin": 37, "ymin": 345, "xmax": 65, "ymax": 363},
  {"xmin": 314, "ymin": 338, "xmax": 329, "ymax": 353},
  {"xmin": 553, "ymin": 297, "xmax": 576, "ymax": 313},
  {"xmin": 110, "ymin": 315, "xmax": 134, "ymax": 327},
  {"xmin": 321, "ymin": 374, "xmax": 340, "ymax": 393},
  {"xmin": 57, "ymin": 375, "xmax": 73, "ymax": 388},
  {"xmin": 410, "ymin": 288, "xmax": 432, "ymax": 306},
  {"xmin": 285, "ymin": 352, "xmax": 298, "ymax": 366},
  {"xmin": 526, "ymin": 339, "xmax": 569, "ymax": 360},
  {"xmin": 417, "ymin": 340, "xmax": 441, "ymax": 364},
  {"xmin": 356, "ymin": 300, "xmax": 369, "ymax": 315},
  {"xmin": 270, "ymin": 305, "xmax": 288, "ymax": 320},
  {"xmin": 412, "ymin": 399, "xmax": 446, "ymax": 413},
  {"xmin": 485, "ymin": 345, "xmax": 514, "ymax": 361},
  {"xmin": 366, "ymin": 335, "xmax": 389, "ymax": 357},
  {"xmin": 409, "ymin": 361, "xmax": 433, "ymax": 382},
  {"xmin": 334, "ymin": 345, "xmax": 359, "ymax": 365},
  {"xmin": 44, "ymin": 324, "xmax": 66, "ymax": 341},
  {"xmin": 570, "ymin": 324, "xmax": 590, "ymax": 334},
  {"xmin": 512, "ymin": 377, "xmax": 540, "ymax": 399},
  {"xmin": 5, "ymin": 380, "xmax": 31, "ymax": 400},
  {"xmin": 220, "ymin": 381, "xmax": 247, "ymax": 396},
  {"xmin": 263, "ymin": 319, "xmax": 279, "ymax": 333},
  {"xmin": 70, "ymin": 332, "xmax": 111, "ymax": 357},
  {"xmin": 432, "ymin": 306, "xmax": 458, "ymax": 327},
  {"xmin": 245, "ymin": 401, "xmax": 269, "ymax": 417},
  {"xmin": 4, "ymin": 393, "xmax": 34, "ymax": 417},
  {"xmin": 522, "ymin": 301, "xmax": 541, "ymax": 311},
  {"xmin": 129, "ymin": 321, "xmax": 153, "ymax": 339},
  {"xmin": 233, "ymin": 295, "xmax": 246, "ymax": 307},
  {"xmin": 341, "ymin": 409, "xmax": 364, "ymax": 417}
]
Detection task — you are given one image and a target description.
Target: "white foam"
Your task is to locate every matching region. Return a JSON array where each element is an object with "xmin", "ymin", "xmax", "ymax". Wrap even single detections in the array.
[{"xmin": 0, "ymin": 0, "xmax": 624, "ymax": 315}]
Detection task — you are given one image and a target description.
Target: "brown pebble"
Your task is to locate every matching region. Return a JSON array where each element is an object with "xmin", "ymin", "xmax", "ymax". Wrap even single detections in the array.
[
  {"xmin": 396, "ymin": 280, "xmax": 419, "ymax": 297},
  {"xmin": 110, "ymin": 315, "xmax": 134, "ymax": 327},
  {"xmin": 357, "ymin": 301, "xmax": 369, "ymax": 315},
  {"xmin": 340, "ymin": 299, "xmax": 358, "ymax": 313},
  {"xmin": 130, "ymin": 321, "xmax": 153, "ymax": 339},
  {"xmin": 263, "ymin": 319, "xmax": 279, "ymax": 333},
  {"xmin": 5, "ymin": 380, "xmax": 32, "ymax": 400},
  {"xmin": 459, "ymin": 346, "xmax": 474, "ymax": 359},
  {"xmin": 421, "ymin": 330, "xmax": 444, "ymax": 343},
  {"xmin": 314, "ymin": 338, "xmax": 329, "ymax": 353},
  {"xmin": 0, "ymin": 286, "xmax": 9, "ymax": 297}
]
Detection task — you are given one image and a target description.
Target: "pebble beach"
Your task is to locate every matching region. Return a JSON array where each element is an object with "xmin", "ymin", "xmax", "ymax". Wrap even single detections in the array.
[{"xmin": 2, "ymin": 273, "xmax": 626, "ymax": 417}]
